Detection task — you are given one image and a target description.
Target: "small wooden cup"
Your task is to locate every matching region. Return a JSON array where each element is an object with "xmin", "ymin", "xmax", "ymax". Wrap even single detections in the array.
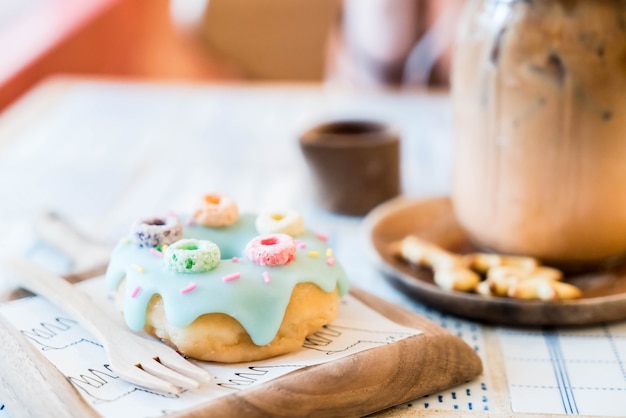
[{"xmin": 299, "ymin": 120, "xmax": 400, "ymax": 216}]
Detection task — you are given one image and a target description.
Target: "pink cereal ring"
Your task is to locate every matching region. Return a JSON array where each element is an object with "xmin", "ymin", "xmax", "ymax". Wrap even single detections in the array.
[
  {"xmin": 245, "ymin": 234, "xmax": 296, "ymax": 267},
  {"xmin": 193, "ymin": 193, "xmax": 239, "ymax": 227}
]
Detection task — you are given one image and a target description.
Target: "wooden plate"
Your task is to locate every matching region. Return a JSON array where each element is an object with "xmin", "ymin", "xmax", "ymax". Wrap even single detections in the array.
[{"xmin": 363, "ymin": 195, "xmax": 626, "ymax": 326}]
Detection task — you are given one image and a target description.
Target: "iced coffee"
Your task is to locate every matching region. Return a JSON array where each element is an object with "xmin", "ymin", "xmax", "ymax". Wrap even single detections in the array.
[{"xmin": 451, "ymin": 0, "xmax": 626, "ymax": 265}]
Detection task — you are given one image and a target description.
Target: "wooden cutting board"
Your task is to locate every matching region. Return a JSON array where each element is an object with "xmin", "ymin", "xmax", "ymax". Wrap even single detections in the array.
[{"xmin": 0, "ymin": 286, "xmax": 482, "ymax": 418}]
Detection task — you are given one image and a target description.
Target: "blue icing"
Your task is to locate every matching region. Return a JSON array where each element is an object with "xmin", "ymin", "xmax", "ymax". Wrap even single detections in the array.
[
  {"xmin": 105, "ymin": 214, "xmax": 350, "ymax": 346},
  {"xmin": 183, "ymin": 216, "xmax": 256, "ymax": 259}
]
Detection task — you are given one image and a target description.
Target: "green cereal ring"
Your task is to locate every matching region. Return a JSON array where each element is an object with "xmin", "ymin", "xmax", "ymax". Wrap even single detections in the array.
[{"xmin": 164, "ymin": 239, "xmax": 220, "ymax": 273}]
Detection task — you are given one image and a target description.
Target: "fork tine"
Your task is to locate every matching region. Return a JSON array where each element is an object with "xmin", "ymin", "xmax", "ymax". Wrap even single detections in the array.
[
  {"xmin": 156, "ymin": 352, "xmax": 212, "ymax": 383},
  {"xmin": 113, "ymin": 363, "xmax": 180, "ymax": 394},
  {"xmin": 5, "ymin": 258, "xmax": 212, "ymax": 395},
  {"xmin": 141, "ymin": 359, "xmax": 200, "ymax": 390}
]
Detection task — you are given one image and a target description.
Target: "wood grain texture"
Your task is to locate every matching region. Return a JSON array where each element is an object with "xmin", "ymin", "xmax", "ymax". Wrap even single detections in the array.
[
  {"xmin": 0, "ymin": 313, "xmax": 99, "ymax": 418},
  {"xmin": 5, "ymin": 259, "xmax": 212, "ymax": 395},
  {"xmin": 171, "ymin": 287, "xmax": 482, "ymax": 418},
  {"xmin": 0, "ymin": 285, "xmax": 482, "ymax": 417}
]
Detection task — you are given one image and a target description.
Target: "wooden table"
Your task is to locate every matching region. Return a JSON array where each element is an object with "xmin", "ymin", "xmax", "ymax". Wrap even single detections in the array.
[{"xmin": 0, "ymin": 77, "xmax": 622, "ymax": 418}]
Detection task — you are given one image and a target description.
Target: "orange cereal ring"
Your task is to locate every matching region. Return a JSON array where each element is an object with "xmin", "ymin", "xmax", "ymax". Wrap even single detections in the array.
[{"xmin": 193, "ymin": 193, "xmax": 239, "ymax": 227}]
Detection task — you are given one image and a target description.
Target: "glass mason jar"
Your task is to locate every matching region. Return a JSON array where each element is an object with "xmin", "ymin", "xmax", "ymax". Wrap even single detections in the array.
[{"xmin": 451, "ymin": 0, "xmax": 626, "ymax": 266}]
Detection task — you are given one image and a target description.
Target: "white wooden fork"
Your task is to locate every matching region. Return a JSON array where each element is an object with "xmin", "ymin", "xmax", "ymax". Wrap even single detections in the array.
[{"xmin": 4, "ymin": 258, "xmax": 211, "ymax": 395}]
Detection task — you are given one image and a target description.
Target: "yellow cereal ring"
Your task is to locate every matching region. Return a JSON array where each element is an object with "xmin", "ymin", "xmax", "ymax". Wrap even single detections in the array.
[{"xmin": 255, "ymin": 210, "xmax": 305, "ymax": 236}]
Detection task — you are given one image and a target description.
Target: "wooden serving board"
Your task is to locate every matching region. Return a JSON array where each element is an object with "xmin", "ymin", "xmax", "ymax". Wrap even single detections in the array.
[{"xmin": 0, "ymin": 286, "xmax": 482, "ymax": 418}]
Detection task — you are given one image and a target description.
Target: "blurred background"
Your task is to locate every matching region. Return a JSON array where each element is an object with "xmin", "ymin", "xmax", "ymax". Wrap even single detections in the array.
[{"xmin": 0, "ymin": 0, "xmax": 465, "ymax": 112}]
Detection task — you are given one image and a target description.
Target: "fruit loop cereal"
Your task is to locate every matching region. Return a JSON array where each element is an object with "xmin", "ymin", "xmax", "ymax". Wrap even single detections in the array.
[
  {"xmin": 255, "ymin": 210, "xmax": 305, "ymax": 236},
  {"xmin": 165, "ymin": 238, "xmax": 221, "ymax": 273},
  {"xmin": 193, "ymin": 193, "xmax": 239, "ymax": 227},
  {"xmin": 130, "ymin": 215, "xmax": 183, "ymax": 248},
  {"xmin": 245, "ymin": 234, "xmax": 297, "ymax": 266}
]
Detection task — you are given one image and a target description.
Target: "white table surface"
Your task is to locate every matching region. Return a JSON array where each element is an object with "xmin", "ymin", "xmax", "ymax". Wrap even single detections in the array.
[
  {"xmin": 0, "ymin": 77, "xmax": 623, "ymax": 418},
  {"xmin": 0, "ymin": 77, "xmax": 454, "ymax": 299}
]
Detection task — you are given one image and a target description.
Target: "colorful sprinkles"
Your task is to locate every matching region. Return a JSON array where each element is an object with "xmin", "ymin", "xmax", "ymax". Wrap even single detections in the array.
[
  {"xmin": 325, "ymin": 247, "xmax": 335, "ymax": 266},
  {"xmin": 123, "ymin": 211, "xmax": 339, "ymax": 317},
  {"xmin": 131, "ymin": 264, "xmax": 145, "ymax": 273},
  {"xmin": 223, "ymin": 272, "xmax": 241, "ymax": 282},
  {"xmin": 150, "ymin": 248, "xmax": 164, "ymax": 258},
  {"xmin": 130, "ymin": 285, "xmax": 141, "ymax": 298},
  {"xmin": 180, "ymin": 282, "xmax": 197, "ymax": 294},
  {"xmin": 315, "ymin": 233, "xmax": 329, "ymax": 242}
]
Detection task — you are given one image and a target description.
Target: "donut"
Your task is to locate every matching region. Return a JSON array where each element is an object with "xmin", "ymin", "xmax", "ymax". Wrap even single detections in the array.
[
  {"xmin": 193, "ymin": 193, "xmax": 239, "ymax": 227},
  {"xmin": 255, "ymin": 210, "xmax": 305, "ymax": 236},
  {"xmin": 164, "ymin": 239, "xmax": 221, "ymax": 273},
  {"xmin": 117, "ymin": 281, "xmax": 339, "ymax": 363},
  {"xmin": 105, "ymin": 205, "xmax": 349, "ymax": 363},
  {"xmin": 129, "ymin": 215, "xmax": 183, "ymax": 247},
  {"xmin": 245, "ymin": 234, "xmax": 296, "ymax": 266}
]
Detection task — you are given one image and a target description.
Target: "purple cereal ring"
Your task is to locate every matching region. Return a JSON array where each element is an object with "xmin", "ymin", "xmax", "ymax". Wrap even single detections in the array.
[
  {"xmin": 130, "ymin": 215, "xmax": 183, "ymax": 248},
  {"xmin": 244, "ymin": 234, "xmax": 296, "ymax": 266}
]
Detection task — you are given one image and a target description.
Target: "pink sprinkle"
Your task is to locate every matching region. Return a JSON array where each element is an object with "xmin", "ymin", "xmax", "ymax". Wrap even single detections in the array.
[
  {"xmin": 232, "ymin": 257, "xmax": 239, "ymax": 263},
  {"xmin": 326, "ymin": 257, "xmax": 336, "ymax": 266},
  {"xmin": 297, "ymin": 242, "xmax": 307, "ymax": 249},
  {"xmin": 316, "ymin": 233, "xmax": 329, "ymax": 242},
  {"xmin": 130, "ymin": 286, "xmax": 141, "ymax": 298},
  {"xmin": 223, "ymin": 272, "xmax": 241, "ymax": 282},
  {"xmin": 180, "ymin": 282, "xmax": 197, "ymax": 294},
  {"xmin": 168, "ymin": 210, "xmax": 178, "ymax": 218},
  {"xmin": 262, "ymin": 271, "xmax": 271, "ymax": 283},
  {"xmin": 185, "ymin": 218, "xmax": 193, "ymax": 226},
  {"xmin": 150, "ymin": 248, "xmax": 163, "ymax": 258}
]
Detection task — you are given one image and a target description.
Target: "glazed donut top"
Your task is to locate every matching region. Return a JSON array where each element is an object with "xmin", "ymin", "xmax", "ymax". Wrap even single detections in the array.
[{"xmin": 105, "ymin": 214, "xmax": 350, "ymax": 346}]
